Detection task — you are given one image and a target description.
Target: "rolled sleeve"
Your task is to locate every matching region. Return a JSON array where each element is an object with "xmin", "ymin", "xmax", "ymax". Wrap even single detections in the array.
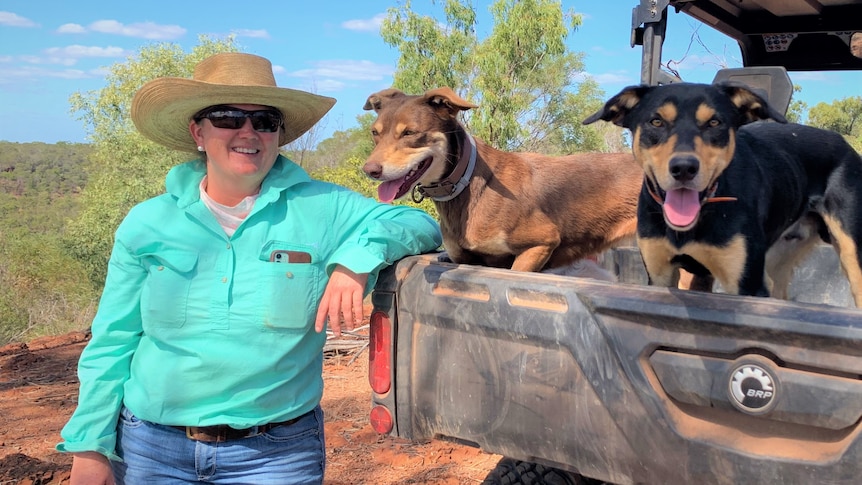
[{"xmin": 326, "ymin": 192, "xmax": 441, "ymax": 290}]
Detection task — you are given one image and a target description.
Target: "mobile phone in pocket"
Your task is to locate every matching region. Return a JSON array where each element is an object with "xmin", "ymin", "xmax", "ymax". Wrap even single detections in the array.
[{"xmin": 269, "ymin": 250, "xmax": 312, "ymax": 263}]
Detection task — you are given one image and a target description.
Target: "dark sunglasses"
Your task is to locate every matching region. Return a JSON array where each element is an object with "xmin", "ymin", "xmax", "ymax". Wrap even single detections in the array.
[{"xmin": 193, "ymin": 106, "xmax": 283, "ymax": 133}]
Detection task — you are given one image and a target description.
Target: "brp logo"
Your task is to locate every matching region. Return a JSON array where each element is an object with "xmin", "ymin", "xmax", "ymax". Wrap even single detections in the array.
[{"xmin": 728, "ymin": 361, "xmax": 778, "ymax": 415}]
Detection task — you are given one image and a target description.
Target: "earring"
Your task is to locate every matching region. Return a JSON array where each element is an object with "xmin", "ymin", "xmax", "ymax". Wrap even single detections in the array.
[{"xmin": 197, "ymin": 146, "xmax": 205, "ymax": 152}]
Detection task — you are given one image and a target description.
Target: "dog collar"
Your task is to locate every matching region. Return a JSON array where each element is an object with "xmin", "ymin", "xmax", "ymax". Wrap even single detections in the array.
[
  {"xmin": 415, "ymin": 132, "xmax": 477, "ymax": 202},
  {"xmin": 645, "ymin": 176, "xmax": 737, "ymax": 206}
]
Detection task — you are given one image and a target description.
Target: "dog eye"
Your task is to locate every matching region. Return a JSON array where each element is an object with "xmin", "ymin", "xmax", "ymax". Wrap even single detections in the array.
[
  {"xmin": 401, "ymin": 129, "xmax": 416, "ymax": 137},
  {"xmin": 707, "ymin": 118, "xmax": 721, "ymax": 128},
  {"xmin": 370, "ymin": 129, "xmax": 379, "ymax": 137},
  {"xmin": 649, "ymin": 118, "xmax": 664, "ymax": 128}
]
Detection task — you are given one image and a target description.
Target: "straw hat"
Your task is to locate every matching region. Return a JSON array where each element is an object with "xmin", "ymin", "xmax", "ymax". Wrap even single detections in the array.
[{"xmin": 131, "ymin": 53, "xmax": 336, "ymax": 152}]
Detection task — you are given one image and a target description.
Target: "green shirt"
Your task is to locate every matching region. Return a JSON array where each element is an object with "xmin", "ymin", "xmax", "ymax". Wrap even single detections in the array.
[{"xmin": 57, "ymin": 156, "xmax": 441, "ymax": 459}]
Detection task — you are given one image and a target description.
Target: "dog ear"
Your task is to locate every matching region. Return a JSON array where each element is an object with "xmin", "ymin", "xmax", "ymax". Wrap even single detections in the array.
[
  {"xmin": 423, "ymin": 87, "xmax": 478, "ymax": 117},
  {"xmin": 715, "ymin": 82, "xmax": 788, "ymax": 124},
  {"xmin": 363, "ymin": 89, "xmax": 406, "ymax": 112},
  {"xmin": 583, "ymin": 85, "xmax": 652, "ymax": 127}
]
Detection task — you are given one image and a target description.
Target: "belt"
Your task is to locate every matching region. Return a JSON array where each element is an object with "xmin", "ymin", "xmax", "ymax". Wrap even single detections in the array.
[{"xmin": 171, "ymin": 411, "xmax": 310, "ymax": 443}]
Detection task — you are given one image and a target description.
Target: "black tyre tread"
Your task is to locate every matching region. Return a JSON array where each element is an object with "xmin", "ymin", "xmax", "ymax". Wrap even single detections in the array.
[{"xmin": 482, "ymin": 458, "xmax": 609, "ymax": 485}]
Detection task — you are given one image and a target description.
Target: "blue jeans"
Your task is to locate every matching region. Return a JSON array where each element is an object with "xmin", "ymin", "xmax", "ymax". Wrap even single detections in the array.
[{"xmin": 112, "ymin": 406, "xmax": 325, "ymax": 484}]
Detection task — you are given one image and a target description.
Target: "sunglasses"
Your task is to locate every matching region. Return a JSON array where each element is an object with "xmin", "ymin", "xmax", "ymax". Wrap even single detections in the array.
[{"xmin": 193, "ymin": 106, "xmax": 283, "ymax": 133}]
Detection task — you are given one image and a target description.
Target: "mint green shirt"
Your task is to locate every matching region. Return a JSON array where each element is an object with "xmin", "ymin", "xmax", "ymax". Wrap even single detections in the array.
[{"xmin": 57, "ymin": 156, "xmax": 441, "ymax": 460}]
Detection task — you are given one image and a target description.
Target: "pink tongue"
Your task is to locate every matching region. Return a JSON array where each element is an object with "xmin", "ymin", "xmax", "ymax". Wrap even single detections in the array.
[
  {"xmin": 377, "ymin": 180, "xmax": 402, "ymax": 203},
  {"xmin": 663, "ymin": 188, "xmax": 701, "ymax": 227}
]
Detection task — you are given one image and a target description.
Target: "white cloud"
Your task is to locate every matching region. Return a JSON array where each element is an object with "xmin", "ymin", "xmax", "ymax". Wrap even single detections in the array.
[
  {"xmin": 55, "ymin": 19, "xmax": 187, "ymax": 40},
  {"xmin": 231, "ymin": 28, "xmax": 270, "ymax": 39},
  {"xmin": 290, "ymin": 60, "xmax": 394, "ymax": 81},
  {"xmin": 50, "ymin": 68, "xmax": 91, "ymax": 80},
  {"xmin": 789, "ymin": 71, "xmax": 831, "ymax": 82},
  {"xmin": 0, "ymin": 11, "xmax": 37, "ymax": 28},
  {"xmin": 342, "ymin": 13, "xmax": 386, "ymax": 33},
  {"xmin": 19, "ymin": 55, "xmax": 45, "ymax": 64},
  {"xmin": 576, "ymin": 71, "xmax": 635, "ymax": 85},
  {"xmin": 57, "ymin": 23, "xmax": 87, "ymax": 34},
  {"xmin": 88, "ymin": 20, "xmax": 186, "ymax": 40},
  {"xmin": 46, "ymin": 45, "xmax": 126, "ymax": 57},
  {"xmin": 665, "ymin": 53, "xmax": 738, "ymax": 73},
  {"xmin": 45, "ymin": 45, "xmax": 126, "ymax": 58},
  {"xmin": 306, "ymin": 79, "xmax": 347, "ymax": 93},
  {"xmin": 14, "ymin": 45, "xmax": 128, "ymax": 67},
  {"xmin": 589, "ymin": 45, "xmax": 622, "ymax": 56},
  {"xmin": 0, "ymin": 65, "xmax": 91, "ymax": 85}
]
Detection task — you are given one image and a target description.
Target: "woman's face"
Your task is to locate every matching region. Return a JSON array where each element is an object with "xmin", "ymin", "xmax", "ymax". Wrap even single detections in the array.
[{"xmin": 189, "ymin": 103, "xmax": 283, "ymax": 202}]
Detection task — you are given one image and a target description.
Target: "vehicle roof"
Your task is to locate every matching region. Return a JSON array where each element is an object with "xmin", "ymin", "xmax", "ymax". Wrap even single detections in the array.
[{"xmin": 669, "ymin": 0, "xmax": 862, "ymax": 71}]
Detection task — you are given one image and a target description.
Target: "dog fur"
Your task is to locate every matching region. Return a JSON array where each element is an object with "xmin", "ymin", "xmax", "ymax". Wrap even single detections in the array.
[
  {"xmin": 584, "ymin": 82, "xmax": 862, "ymax": 307},
  {"xmin": 361, "ymin": 87, "xmax": 642, "ymax": 274}
]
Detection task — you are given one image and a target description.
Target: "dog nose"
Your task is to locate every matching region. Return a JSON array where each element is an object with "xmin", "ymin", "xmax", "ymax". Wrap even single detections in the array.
[
  {"xmin": 363, "ymin": 161, "xmax": 383, "ymax": 179},
  {"xmin": 669, "ymin": 156, "xmax": 699, "ymax": 182}
]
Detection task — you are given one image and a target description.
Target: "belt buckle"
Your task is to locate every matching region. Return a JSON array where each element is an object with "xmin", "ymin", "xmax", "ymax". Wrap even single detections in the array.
[{"xmin": 185, "ymin": 426, "xmax": 232, "ymax": 442}]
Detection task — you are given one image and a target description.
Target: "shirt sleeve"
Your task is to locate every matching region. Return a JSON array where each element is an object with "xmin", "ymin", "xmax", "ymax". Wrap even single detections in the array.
[
  {"xmin": 325, "ymin": 188, "xmax": 442, "ymax": 291},
  {"xmin": 56, "ymin": 229, "xmax": 146, "ymax": 461}
]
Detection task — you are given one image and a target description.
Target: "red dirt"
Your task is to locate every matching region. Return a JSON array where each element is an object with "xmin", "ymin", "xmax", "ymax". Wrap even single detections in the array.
[{"xmin": 0, "ymin": 331, "xmax": 501, "ymax": 484}]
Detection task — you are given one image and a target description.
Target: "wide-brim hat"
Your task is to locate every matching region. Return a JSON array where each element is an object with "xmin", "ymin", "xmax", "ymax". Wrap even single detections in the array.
[{"xmin": 131, "ymin": 52, "xmax": 336, "ymax": 153}]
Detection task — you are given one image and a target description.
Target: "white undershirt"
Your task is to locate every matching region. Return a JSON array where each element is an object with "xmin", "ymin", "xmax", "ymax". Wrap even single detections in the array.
[{"xmin": 199, "ymin": 176, "xmax": 259, "ymax": 237}]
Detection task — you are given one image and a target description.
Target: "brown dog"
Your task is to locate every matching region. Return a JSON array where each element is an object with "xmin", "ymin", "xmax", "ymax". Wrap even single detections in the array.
[{"xmin": 361, "ymin": 87, "xmax": 643, "ymax": 273}]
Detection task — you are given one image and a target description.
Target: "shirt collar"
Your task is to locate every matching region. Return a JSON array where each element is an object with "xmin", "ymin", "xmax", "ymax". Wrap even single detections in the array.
[{"xmin": 166, "ymin": 155, "xmax": 311, "ymax": 208}]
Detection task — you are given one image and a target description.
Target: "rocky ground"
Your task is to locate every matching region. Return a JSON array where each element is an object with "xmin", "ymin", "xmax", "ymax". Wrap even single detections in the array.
[{"xmin": 0, "ymin": 329, "xmax": 502, "ymax": 484}]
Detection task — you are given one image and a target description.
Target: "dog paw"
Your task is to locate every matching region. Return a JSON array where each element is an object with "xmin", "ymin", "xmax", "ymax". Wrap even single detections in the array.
[{"xmin": 436, "ymin": 251, "xmax": 453, "ymax": 263}]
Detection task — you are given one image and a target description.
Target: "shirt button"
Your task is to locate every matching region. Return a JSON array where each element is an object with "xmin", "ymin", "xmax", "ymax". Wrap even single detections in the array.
[
  {"xmin": 226, "ymin": 243, "xmax": 231, "ymax": 249},
  {"xmin": 157, "ymin": 266, "xmax": 165, "ymax": 271},
  {"xmin": 285, "ymin": 272, "xmax": 294, "ymax": 279},
  {"xmin": 221, "ymin": 277, "xmax": 228, "ymax": 283}
]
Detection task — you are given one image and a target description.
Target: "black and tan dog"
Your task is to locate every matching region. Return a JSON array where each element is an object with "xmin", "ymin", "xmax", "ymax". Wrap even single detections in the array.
[
  {"xmin": 584, "ymin": 82, "xmax": 862, "ymax": 306},
  {"xmin": 361, "ymin": 87, "xmax": 642, "ymax": 275}
]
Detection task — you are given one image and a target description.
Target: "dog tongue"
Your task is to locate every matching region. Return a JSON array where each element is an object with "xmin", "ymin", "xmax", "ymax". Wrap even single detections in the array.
[
  {"xmin": 378, "ymin": 180, "xmax": 405, "ymax": 203},
  {"xmin": 663, "ymin": 188, "xmax": 700, "ymax": 227}
]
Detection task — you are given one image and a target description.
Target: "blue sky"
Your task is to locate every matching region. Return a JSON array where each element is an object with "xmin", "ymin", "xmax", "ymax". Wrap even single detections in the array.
[{"xmin": 1, "ymin": 1, "xmax": 860, "ymax": 145}]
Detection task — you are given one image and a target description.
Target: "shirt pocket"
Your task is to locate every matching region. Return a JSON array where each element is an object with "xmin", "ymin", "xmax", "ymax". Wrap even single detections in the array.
[
  {"xmin": 258, "ymin": 245, "xmax": 323, "ymax": 332},
  {"xmin": 141, "ymin": 249, "xmax": 198, "ymax": 328}
]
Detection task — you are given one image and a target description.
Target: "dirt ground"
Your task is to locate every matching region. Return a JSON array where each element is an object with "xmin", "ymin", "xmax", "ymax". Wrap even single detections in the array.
[{"xmin": 0, "ymin": 329, "xmax": 502, "ymax": 485}]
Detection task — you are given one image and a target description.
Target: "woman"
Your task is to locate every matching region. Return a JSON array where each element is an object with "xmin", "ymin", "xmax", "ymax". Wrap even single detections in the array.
[{"xmin": 57, "ymin": 52, "xmax": 442, "ymax": 484}]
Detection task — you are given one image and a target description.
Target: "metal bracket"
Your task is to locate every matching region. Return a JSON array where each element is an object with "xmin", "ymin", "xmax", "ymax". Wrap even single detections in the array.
[{"xmin": 632, "ymin": 0, "xmax": 681, "ymax": 85}]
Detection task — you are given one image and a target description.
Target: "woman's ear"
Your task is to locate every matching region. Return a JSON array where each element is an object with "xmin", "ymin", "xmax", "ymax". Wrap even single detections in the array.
[{"xmin": 189, "ymin": 119, "xmax": 204, "ymax": 147}]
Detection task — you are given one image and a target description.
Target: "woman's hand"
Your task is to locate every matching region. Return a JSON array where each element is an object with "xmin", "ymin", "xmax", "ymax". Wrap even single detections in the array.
[
  {"xmin": 70, "ymin": 451, "xmax": 115, "ymax": 485},
  {"xmin": 315, "ymin": 265, "xmax": 368, "ymax": 337}
]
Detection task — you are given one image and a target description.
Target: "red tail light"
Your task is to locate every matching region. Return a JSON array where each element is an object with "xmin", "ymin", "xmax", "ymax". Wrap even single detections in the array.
[
  {"xmin": 370, "ymin": 404, "xmax": 393, "ymax": 434},
  {"xmin": 369, "ymin": 310, "xmax": 392, "ymax": 394}
]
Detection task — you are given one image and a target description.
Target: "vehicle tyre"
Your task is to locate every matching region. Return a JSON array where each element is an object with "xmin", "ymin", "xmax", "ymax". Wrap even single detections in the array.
[{"xmin": 481, "ymin": 457, "xmax": 608, "ymax": 485}]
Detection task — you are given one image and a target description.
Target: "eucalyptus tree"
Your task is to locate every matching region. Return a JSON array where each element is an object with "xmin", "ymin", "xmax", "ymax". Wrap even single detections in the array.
[
  {"xmin": 807, "ymin": 96, "xmax": 862, "ymax": 150},
  {"xmin": 65, "ymin": 37, "xmax": 239, "ymax": 287},
  {"xmin": 381, "ymin": 0, "xmax": 614, "ymax": 154}
]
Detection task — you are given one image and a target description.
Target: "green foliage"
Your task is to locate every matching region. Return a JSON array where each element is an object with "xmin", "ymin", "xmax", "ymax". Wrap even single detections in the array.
[
  {"xmin": 807, "ymin": 97, "xmax": 862, "ymax": 135},
  {"xmin": 0, "ymin": 230, "xmax": 97, "ymax": 344},
  {"xmin": 284, "ymin": 113, "xmax": 376, "ymax": 172},
  {"xmin": 0, "ymin": 192, "xmax": 96, "ymax": 343},
  {"xmin": 381, "ymin": 0, "xmax": 476, "ymax": 95},
  {"xmin": 806, "ymin": 96, "xmax": 862, "ymax": 152},
  {"xmin": 0, "ymin": 141, "xmax": 97, "ymax": 343},
  {"xmin": 65, "ymin": 37, "xmax": 239, "ymax": 288},
  {"xmin": 311, "ymin": 156, "xmax": 437, "ymax": 220},
  {"xmin": 784, "ymin": 85, "xmax": 808, "ymax": 124},
  {"xmin": 0, "ymin": 141, "xmax": 91, "ymax": 196},
  {"xmin": 381, "ymin": 0, "xmax": 614, "ymax": 153}
]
